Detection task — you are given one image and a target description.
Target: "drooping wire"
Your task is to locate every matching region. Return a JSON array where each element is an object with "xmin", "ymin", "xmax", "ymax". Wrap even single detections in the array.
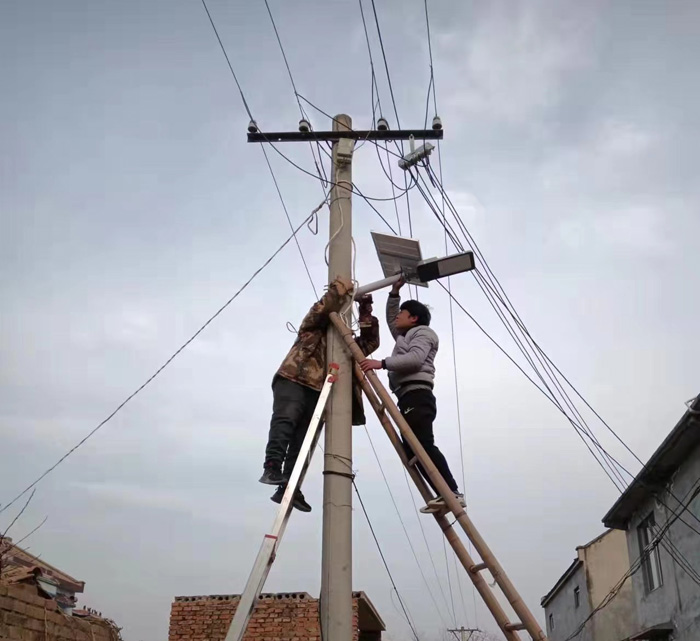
[
  {"xmin": 352, "ymin": 479, "xmax": 421, "ymax": 641},
  {"xmin": 564, "ymin": 479, "xmax": 700, "ymax": 640},
  {"xmin": 442, "ymin": 536, "xmax": 458, "ymax": 627},
  {"xmin": 401, "ymin": 468, "xmax": 456, "ymax": 626},
  {"xmin": 261, "ymin": 146, "xmax": 319, "ymax": 299},
  {"xmin": 0, "ymin": 211, "xmax": 322, "ymax": 514},
  {"xmin": 363, "ymin": 427, "xmax": 453, "ymax": 627},
  {"xmin": 198, "ymin": 0, "xmax": 254, "ymax": 121},
  {"xmin": 415, "ymin": 166, "xmax": 700, "ymax": 606},
  {"xmin": 262, "ymin": 0, "xmax": 330, "ymax": 190},
  {"xmin": 369, "ymin": 0, "xmax": 401, "ymax": 128},
  {"xmin": 199, "ymin": 0, "xmax": 321, "ymax": 300},
  {"xmin": 413, "ymin": 168, "xmax": 632, "ymax": 491},
  {"xmin": 367, "ymin": 0, "xmax": 416, "ymax": 295},
  {"xmin": 434, "ymin": 279, "xmax": 631, "ymax": 492},
  {"xmin": 419, "ymin": 163, "xmax": 700, "ymax": 532}
]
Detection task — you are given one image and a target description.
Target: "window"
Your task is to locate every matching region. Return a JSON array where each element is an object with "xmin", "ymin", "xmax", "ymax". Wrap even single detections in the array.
[
  {"xmin": 574, "ymin": 586, "xmax": 580, "ymax": 608},
  {"xmin": 549, "ymin": 614, "xmax": 555, "ymax": 631},
  {"xmin": 638, "ymin": 512, "xmax": 663, "ymax": 593}
]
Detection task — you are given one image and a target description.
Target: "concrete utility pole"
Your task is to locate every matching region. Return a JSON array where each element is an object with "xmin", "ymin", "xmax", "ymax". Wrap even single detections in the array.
[
  {"xmin": 245, "ymin": 116, "xmax": 442, "ymax": 641},
  {"xmin": 321, "ymin": 114, "xmax": 354, "ymax": 641}
]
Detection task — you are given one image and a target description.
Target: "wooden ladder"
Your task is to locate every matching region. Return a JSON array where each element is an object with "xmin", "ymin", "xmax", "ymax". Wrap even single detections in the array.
[{"xmin": 330, "ymin": 312, "xmax": 547, "ymax": 641}]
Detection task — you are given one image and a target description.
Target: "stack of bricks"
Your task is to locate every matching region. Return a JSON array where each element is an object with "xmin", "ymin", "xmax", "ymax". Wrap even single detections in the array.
[
  {"xmin": 0, "ymin": 585, "xmax": 117, "ymax": 641},
  {"xmin": 169, "ymin": 593, "xmax": 361, "ymax": 641}
]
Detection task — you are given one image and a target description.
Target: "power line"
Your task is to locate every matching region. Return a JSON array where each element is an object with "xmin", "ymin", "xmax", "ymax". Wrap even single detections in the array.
[
  {"xmin": 262, "ymin": 0, "xmax": 330, "ymax": 190},
  {"xmin": 366, "ymin": 0, "xmax": 416, "ymax": 289},
  {"xmin": 369, "ymin": 0, "xmax": 401, "ymax": 128},
  {"xmin": 352, "ymin": 479, "xmax": 421, "ymax": 641},
  {"xmin": 418, "ymin": 3, "xmax": 478, "ymax": 620},
  {"xmin": 433, "ymin": 279, "xmax": 636, "ymax": 492},
  {"xmin": 401, "ymin": 468, "xmax": 456, "ymax": 626},
  {"xmin": 420, "ymin": 164, "xmax": 700, "ymax": 533},
  {"xmin": 363, "ymin": 427, "xmax": 453, "ymax": 628},
  {"xmin": 564, "ymin": 481, "xmax": 700, "ymax": 640},
  {"xmin": 0, "ymin": 211, "xmax": 320, "ymax": 515},
  {"xmin": 260, "ymin": 145, "xmax": 319, "ymax": 299},
  {"xmin": 442, "ymin": 536, "xmax": 458, "ymax": 627},
  {"xmin": 198, "ymin": 0, "xmax": 253, "ymax": 121},
  {"xmin": 413, "ymin": 166, "xmax": 635, "ymax": 491},
  {"xmin": 199, "ymin": 0, "xmax": 321, "ymax": 300},
  {"xmin": 413, "ymin": 163, "xmax": 700, "ymax": 592}
]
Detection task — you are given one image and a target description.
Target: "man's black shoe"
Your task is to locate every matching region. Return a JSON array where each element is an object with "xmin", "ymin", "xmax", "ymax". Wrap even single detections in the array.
[
  {"xmin": 270, "ymin": 486, "xmax": 312, "ymax": 513},
  {"xmin": 259, "ymin": 466, "xmax": 285, "ymax": 485}
]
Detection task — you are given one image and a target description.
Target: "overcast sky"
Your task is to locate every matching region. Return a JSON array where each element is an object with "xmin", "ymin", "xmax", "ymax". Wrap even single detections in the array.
[{"xmin": 2, "ymin": 1, "xmax": 699, "ymax": 640}]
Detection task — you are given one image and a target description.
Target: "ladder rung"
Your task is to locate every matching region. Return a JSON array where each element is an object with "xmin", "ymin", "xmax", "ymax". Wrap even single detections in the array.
[
  {"xmin": 504, "ymin": 623, "xmax": 526, "ymax": 632},
  {"xmin": 469, "ymin": 562, "xmax": 488, "ymax": 574},
  {"xmin": 407, "ymin": 456, "xmax": 418, "ymax": 467}
]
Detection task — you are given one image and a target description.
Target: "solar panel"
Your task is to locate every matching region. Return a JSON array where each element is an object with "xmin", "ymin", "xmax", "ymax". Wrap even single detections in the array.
[{"xmin": 370, "ymin": 232, "xmax": 428, "ymax": 288}]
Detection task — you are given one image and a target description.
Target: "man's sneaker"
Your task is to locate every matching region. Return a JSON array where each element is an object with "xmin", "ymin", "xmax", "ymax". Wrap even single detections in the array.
[
  {"xmin": 419, "ymin": 492, "xmax": 467, "ymax": 514},
  {"xmin": 292, "ymin": 491, "xmax": 312, "ymax": 513},
  {"xmin": 270, "ymin": 486, "xmax": 312, "ymax": 513},
  {"xmin": 259, "ymin": 466, "xmax": 285, "ymax": 485}
]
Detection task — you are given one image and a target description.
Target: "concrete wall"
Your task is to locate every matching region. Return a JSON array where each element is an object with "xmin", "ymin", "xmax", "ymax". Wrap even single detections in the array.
[
  {"xmin": 625, "ymin": 441, "xmax": 700, "ymax": 640},
  {"xmin": 579, "ymin": 529, "xmax": 637, "ymax": 641},
  {"xmin": 543, "ymin": 564, "xmax": 592, "ymax": 641},
  {"xmin": 0, "ymin": 584, "xmax": 117, "ymax": 641}
]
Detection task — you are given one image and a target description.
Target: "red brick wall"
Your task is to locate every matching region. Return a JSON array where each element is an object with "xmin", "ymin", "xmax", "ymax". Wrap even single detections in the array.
[
  {"xmin": 169, "ymin": 593, "xmax": 360, "ymax": 641},
  {"xmin": 0, "ymin": 584, "xmax": 117, "ymax": 641}
]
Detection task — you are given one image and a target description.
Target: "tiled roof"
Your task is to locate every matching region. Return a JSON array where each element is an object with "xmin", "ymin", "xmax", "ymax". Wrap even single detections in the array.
[{"xmin": 0, "ymin": 538, "xmax": 84, "ymax": 593}]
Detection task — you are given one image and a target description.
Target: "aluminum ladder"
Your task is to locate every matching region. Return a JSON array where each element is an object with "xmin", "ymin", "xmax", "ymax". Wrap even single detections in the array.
[{"xmin": 224, "ymin": 364, "xmax": 339, "ymax": 641}]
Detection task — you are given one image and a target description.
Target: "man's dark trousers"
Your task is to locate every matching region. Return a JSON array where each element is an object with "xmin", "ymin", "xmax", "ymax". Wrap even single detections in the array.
[
  {"xmin": 397, "ymin": 388, "xmax": 459, "ymax": 494},
  {"xmin": 265, "ymin": 376, "xmax": 320, "ymax": 478}
]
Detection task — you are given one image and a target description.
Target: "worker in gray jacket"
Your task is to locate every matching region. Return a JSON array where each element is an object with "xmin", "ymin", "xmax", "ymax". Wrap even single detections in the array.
[{"xmin": 360, "ymin": 277, "xmax": 465, "ymax": 513}]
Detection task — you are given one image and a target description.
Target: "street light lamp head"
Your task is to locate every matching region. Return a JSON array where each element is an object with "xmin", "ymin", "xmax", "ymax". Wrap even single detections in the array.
[{"xmin": 416, "ymin": 251, "xmax": 475, "ymax": 282}]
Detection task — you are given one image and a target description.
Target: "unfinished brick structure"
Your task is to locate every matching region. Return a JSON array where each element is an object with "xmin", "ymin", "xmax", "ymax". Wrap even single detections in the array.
[
  {"xmin": 0, "ymin": 584, "xmax": 119, "ymax": 641},
  {"xmin": 168, "ymin": 591, "xmax": 385, "ymax": 641}
]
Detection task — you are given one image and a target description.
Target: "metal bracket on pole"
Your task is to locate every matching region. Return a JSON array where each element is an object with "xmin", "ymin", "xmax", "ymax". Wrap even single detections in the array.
[
  {"xmin": 353, "ymin": 274, "xmax": 403, "ymax": 300},
  {"xmin": 398, "ymin": 141, "xmax": 435, "ymax": 170}
]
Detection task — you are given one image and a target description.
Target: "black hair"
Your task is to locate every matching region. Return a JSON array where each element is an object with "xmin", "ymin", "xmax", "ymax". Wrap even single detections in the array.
[{"xmin": 400, "ymin": 300, "xmax": 431, "ymax": 327}]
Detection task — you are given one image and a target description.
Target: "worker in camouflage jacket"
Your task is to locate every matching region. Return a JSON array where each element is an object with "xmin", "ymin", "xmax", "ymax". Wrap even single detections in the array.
[{"xmin": 260, "ymin": 276, "xmax": 379, "ymax": 512}]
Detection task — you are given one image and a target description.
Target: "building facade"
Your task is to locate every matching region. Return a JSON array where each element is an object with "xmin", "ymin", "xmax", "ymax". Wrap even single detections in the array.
[
  {"xmin": 603, "ymin": 394, "xmax": 700, "ymax": 641},
  {"xmin": 541, "ymin": 529, "xmax": 637, "ymax": 641}
]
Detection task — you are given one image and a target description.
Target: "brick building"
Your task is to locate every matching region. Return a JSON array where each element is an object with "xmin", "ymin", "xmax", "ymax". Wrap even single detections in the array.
[
  {"xmin": 169, "ymin": 591, "xmax": 386, "ymax": 641},
  {"xmin": 0, "ymin": 536, "xmax": 120, "ymax": 641},
  {"xmin": 1, "ymin": 536, "xmax": 85, "ymax": 613},
  {"xmin": 0, "ymin": 583, "xmax": 120, "ymax": 641}
]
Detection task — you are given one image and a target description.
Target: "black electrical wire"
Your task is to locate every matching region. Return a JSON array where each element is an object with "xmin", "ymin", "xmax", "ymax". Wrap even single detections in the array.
[
  {"xmin": 420, "ymin": 164, "xmax": 700, "ymax": 531},
  {"xmin": 363, "ymin": 427, "xmax": 453, "ymax": 628},
  {"xmin": 353, "ymin": 479, "xmax": 421, "ymax": 641},
  {"xmin": 199, "ymin": 0, "xmax": 321, "ymax": 301},
  {"xmin": 199, "ymin": 0, "xmax": 254, "ymax": 121}
]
